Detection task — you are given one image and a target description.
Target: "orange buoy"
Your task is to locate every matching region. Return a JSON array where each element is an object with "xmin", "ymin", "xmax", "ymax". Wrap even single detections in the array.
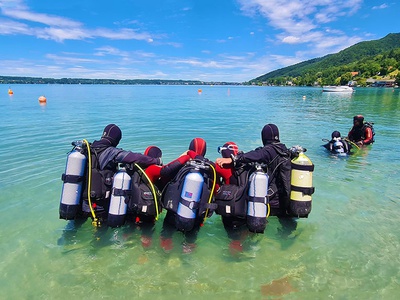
[
  {"xmin": 198, "ymin": 89, "xmax": 202, "ymax": 94},
  {"xmin": 8, "ymin": 89, "xmax": 13, "ymax": 95},
  {"xmin": 38, "ymin": 95, "xmax": 47, "ymax": 103}
]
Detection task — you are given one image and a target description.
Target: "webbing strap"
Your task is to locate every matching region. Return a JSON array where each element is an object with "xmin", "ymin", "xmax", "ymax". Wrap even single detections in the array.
[
  {"xmin": 248, "ymin": 196, "xmax": 266, "ymax": 203},
  {"xmin": 291, "ymin": 163, "xmax": 314, "ymax": 172},
  {"xmin": 291, "ymin": 185, "xmax": 315, "ymax": 195},
  {"xmin": 61, "ymin": 173, "xmax": 84, "ymax": 183},
  {"xmin": 180, "ymin": 198, "xmax": 200, "ymax": 210},
  {"xmin": 112, "ymin": 188, "xmax": 129, "ymax": 197}
]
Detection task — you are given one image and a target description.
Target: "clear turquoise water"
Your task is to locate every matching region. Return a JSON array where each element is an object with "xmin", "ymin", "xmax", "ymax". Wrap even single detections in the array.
[{"xmin": 1, "ymin": 84, "xmax": 399, "ymax": 299}]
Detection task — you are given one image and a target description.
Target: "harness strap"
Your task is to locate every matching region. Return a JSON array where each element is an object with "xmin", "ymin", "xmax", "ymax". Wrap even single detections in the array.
[
  {"xmin": 180, "ymin": 198, "xmax": 200, "ymax": 210},
  {"xmin": 291, "ymin": 185, "xmax": 315, "ymax": 195},
  {"xmin": 249, "ymin": 196, "xmax": 266, "ymax": 204},
  {"xmin": 291, "ymin": 163, "xmax": 314, "ymax": 172},
  {"xmin": 62, "ymin": 173, "xmax": 84, "ymax": 183},
  {"xmin": 112, "ymin": 188, "xmax": 129, "ymax": 197}
]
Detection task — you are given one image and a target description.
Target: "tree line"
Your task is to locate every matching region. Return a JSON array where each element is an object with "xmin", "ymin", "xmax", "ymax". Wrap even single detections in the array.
[
  {"xmin": 248, "ymin": 33, "xmax": 400, "ymax": 86},
  {"xmin": 0, "ymin": 77, "xmax": 240, "ymax": 86}
]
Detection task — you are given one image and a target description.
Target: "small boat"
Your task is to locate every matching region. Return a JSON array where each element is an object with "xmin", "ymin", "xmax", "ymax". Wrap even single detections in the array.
[
  {"xmin": 8, "ymin": 88, "xmax": 13, "ymax": 95},
  {"xmin": 322, "ymin": 86, "xmax": 354, "ymax": 93}
]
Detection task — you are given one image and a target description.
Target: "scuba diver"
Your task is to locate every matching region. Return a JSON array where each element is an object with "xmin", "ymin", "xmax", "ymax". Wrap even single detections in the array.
[
  {"xmin": 347, "ymin": 115, "xmax": 375, "ymax": 147},
  {"xmin": 59, "ymin": 124, "xmax": 162, "ymax": 227},
  {"xmin": 122, "ymin": 145, "xmax": 164, "ymax": 248},
  {"xmin": 160, "ymin": 137, "xmax": 216, "ymax": 253},
  {"xmin": 124, "ymin": 145, "xmax": 198, "ymax": 248},
  {"xmin": 216, "ymin": 124, "xmax": 292, "ymax": 234},
  {"xmin": 214, "ymin": 142, "xmax": 251, "ymax": 254},
  {"xmin": 323, "ymin": 131, "xmax": 351, "ymax": 155}
]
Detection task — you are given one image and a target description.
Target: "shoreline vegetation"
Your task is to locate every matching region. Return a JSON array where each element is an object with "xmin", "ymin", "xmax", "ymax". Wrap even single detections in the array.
[
  {"xmin": 0, "ymin": 76, "xmax": 241, "ymax": 86},
  {"xmin": 1, "ymin": 75, "xmax": 398, "ymax": 88}
]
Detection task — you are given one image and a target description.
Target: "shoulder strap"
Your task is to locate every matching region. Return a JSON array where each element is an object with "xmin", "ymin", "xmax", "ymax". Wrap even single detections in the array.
[{"xmin": 89, "ymin": 146, "xmax": 108, "ymax": 169}]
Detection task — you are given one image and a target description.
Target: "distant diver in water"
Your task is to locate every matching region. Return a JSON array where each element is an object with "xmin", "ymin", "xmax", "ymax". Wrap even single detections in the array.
[
  {"xmin": 323, "ymin": 131, "xmax": 351, "ymax": 155},
  {"xmin": 347, "ymin": 115, "xmax": 375, "ymax": 147}
]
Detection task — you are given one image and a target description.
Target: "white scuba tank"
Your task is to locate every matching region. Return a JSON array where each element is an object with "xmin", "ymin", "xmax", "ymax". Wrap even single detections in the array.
[
  {"xmin": 176, "ymin": 168, "xmax": 204, "ymax": 232},
  {"xmin": 289, "ymin": 150, "xmax": 315, "ymax": 217},
  {"xmin": 246, "ymin": 165, "xmax": 269, "ymax": 233},
  {"xmin": 107, "ymin": 168, "xmax": 131, "ymax": 228},
  {"xmin": 333, "ymin": 138, "xmax": 344, "ymax": 154},
  {"xmin": 59, "ymin": 144, "xmax": 87, "ymax": 220}
]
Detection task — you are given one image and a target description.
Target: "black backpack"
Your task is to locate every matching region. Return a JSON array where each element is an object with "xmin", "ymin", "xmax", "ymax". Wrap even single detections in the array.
[
  {"xmin": 363, "ymin": 122, "xmax": 375, "ymax": 143},
  {"xmin": 125, "ymin": 164, "xmax": 162, "ymax": 218},
  {"xmin": 214, "ymin": 165, "xmax": 252, "ymax": 218},
  {"xmin": 81, "ymin": 145, "xmax": 114, "ymax": 208}
]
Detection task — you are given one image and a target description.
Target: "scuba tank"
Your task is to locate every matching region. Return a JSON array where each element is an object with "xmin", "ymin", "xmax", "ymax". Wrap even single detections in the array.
[
  {"xmin": 333, "ymin": 138, "xmax": 344, "ymax": 154},
  {"xmin": 59, "ymin": 141, "xmax": 87, "ymax": 220},
  {"xmin": 107, "ymin": 167, "xmax": 131, "ymax": 228},
  {"xmin": 175, "ymin": 167, "xmax": 204, "ymax": 232},
  {"xmin": 246, "ymin": 164, "xmax": 269, "ymax": 233},
  {"xmin": 289, "ymin": 146, "xmax": 315, "ymax": 218}
]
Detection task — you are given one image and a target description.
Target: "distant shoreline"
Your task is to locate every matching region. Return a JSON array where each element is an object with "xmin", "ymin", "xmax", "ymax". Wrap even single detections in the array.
[{"xmin": 0, "ymin": 76, "xmax": 242, "ymax": 86}]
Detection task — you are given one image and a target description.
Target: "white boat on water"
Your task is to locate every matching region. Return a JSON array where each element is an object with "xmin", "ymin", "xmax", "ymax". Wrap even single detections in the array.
[{"xmin": 322, "ymin": 86, "xmax": 354, "ymax": 93}]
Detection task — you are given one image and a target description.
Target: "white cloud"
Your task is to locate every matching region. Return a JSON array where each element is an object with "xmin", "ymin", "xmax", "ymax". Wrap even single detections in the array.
[
  {"xmin": 237, "ymin": 0, "xmax": 363, "ymax": 46},
  {"xmin": 372, "ymin": 4, "xmax": 388, "ymax": 10},
  {"xmin": 0, "ymin": 1, "xmax": 157, "ymax": 42}
]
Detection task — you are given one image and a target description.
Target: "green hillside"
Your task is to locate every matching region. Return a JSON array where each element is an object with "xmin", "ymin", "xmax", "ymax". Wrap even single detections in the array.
[{"xmin": 249, "ymin": 33, "xmax": 400, "ymax": 86}]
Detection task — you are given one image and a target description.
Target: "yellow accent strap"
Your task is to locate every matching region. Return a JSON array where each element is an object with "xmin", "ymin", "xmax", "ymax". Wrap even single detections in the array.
[
  {"xmin": 203, "ymin": 163, "xmax": 216, "ymax": 223},
  {"xmin": 83, "ymin": 139, "xmax": 99, "ymax": 227},
  {"xmin": 344, "ymin": 137, "xmax": 360, "ymax": 150}
]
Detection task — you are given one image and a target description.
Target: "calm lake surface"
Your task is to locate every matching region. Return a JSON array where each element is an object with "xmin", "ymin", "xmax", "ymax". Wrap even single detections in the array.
[{"xmin": 1, "ymin": 84, "xmax": 399, "ymax": 299}]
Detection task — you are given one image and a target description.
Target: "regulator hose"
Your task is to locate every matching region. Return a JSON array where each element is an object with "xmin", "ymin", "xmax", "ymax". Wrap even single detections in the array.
[
  {"xmin": 203, "ymin": 162, "xmax": 216, "ymax": 223},
  {"xmin": 83, "ymin": 139, "xmax": 100, "ymax": 227}
]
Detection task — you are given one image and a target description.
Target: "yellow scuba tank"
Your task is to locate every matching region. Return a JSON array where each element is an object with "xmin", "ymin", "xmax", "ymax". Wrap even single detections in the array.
[{"xmin": 289, "ymin": 146, "xmax": 315, "ymax": 218}]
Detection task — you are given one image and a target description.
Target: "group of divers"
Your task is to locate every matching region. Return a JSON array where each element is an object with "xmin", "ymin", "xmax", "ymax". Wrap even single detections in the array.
[{"xmin": 59, "ymin": 115, "xmax": 374, "ymax": 252}]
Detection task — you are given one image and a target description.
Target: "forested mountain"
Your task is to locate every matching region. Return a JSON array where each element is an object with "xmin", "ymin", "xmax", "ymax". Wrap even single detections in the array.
[{"xmin": 249, "ymin": 33, "xmax": 400, "ymax": 86}]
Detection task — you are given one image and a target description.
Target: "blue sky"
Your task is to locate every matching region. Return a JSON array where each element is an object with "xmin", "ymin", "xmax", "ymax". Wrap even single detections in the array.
[{"xmin": 0, "ymin": 0, "xmax": 398, "ymax": 82}]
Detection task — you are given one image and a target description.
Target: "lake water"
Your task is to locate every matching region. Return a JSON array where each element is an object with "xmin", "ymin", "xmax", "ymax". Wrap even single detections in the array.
[{"xmin": 1, "ymin": 84, "xmax": 399, "ymax": 299}]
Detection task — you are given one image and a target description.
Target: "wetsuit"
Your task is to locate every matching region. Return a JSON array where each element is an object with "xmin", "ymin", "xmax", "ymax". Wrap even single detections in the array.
[{"xmin": 348, "ymin": 124, "xmax": 374, "ymax": 145}]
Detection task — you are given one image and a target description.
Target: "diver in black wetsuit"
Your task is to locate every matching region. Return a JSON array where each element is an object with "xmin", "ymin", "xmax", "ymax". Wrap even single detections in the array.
[
  {"xmin": 80, "ymin": 124, "xmax": 161, "ymax": 224},
  {"xmin": 323, "ymin": 131, "xmax": 351, "ymax": 155},
  {"xmin": 216, "ymin": 124, "xmax": 292, "ymax": 217}
]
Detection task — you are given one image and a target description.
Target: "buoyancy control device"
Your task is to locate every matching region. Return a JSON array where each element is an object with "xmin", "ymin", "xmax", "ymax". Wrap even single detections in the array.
[
  {"xmin": 214, "ymin": 165, "xmax": 251, "ymax": 218},
  {"xmin": 246, "ymin": 164, "xmax": 269, "ymax": 233},
  {"xmin": 289, "ymin": 146, "xmax": 315, "ymax": 218},
  {"xmin": 162, "ymin": 159, "xmax": 217, "ymax": 232},
  {"xmin": 59, "ymin": 140, "xmax": 87, "ymax": 220},
  {"xmin": 125, "ymin": 163, "xmax": 161, "ymax": 220},
  {"xmin": 107, "ymin": 167, "xmax": 131, "ymax": 228}
]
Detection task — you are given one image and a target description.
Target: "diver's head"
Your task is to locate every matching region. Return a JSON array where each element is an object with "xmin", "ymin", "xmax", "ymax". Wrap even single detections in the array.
[
  {"xmin": 218, "ymin": 141, "xmax": 239, "ymax": 158},
  {"xmin": 101, "ymin": 124, "xmax": 122, "ymax": 146},
  {"xmin": 353, "ymin": 115, "xmax": 364, "ymax": 127},
  {"xmin": 261, "ymin": 124, "xmax": 280, "ymax": 145},
  {"xmin": 144, "ymin": 145, "xmax": 162, "ymax": 159},
  {"xmin": 331, "ymin": 131, "xmax": 341, "ymax": 139},
  {"xmin": 189, "ymin": 138, "xmax": 207, "ymax": 156}
]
